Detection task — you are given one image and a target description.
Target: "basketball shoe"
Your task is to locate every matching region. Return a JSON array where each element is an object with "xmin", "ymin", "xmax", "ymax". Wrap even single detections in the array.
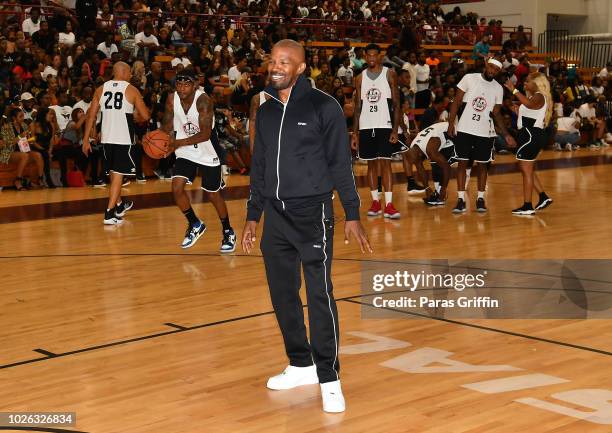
[
  {"xmin": 182, "ymin": 221, "xmax": 206, "ymax": 249},
  {"xmin": 115, "ymin": 200, "xmax": 134, "ymax": 217},
  {"xmin": 367, "ymin": 200, "xmax": 382, "ymax": 216},
  {"xmin": 220, "ymin": 228, "xmax": 236, "ymax": 253},
  {"xmin": 267, "ymin": 365, "xmax": 318, "ymax": 390}
]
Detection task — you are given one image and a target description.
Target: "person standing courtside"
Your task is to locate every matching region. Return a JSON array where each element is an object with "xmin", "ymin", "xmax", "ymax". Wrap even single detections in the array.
[
  {"xmin": 160, "ymin": 69, "xmax": 237, "ymax": 251},
  {"xmin": 352, "ymin": 43, "xmax": 403, "ymax": 219},
  {"xmin": 447, "ymin": 58, "xmax": 517, "ymax": 213},
  {"xmin": 242, "ymin": 40, "xmax": 371, "ymax": 413},
  {"xmin": 505, "ymin": 73, "xmax": 554, "ymax": 214},
  {"xmin": 83, "ymin": 62, "xmax": 150, "ymax": 225}
]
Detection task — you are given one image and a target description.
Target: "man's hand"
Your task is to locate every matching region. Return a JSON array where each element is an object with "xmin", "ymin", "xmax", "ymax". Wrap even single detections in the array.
[
  {"xmin": 351, "ymin": 133, "xmax": 359, "ymax": 150},
  {"xmin": 504, "ymin": 79, "xmax": 515, "ymax": 92},
  {"xmin": 505, "ymin": 134, "xmax": 518, "ymax": 148},
  {"xmin": 242, "ymin": 220, "xmax": 258, "ymax": 254},
  {"xmin": 390, "ymin": 130, "xmax": 399, "ymax": 143},
  {"xmin": 447, "ymin": 122, "xmax": 456, "ymax": 137},
  {"xmin": 82, "ymin": 137, "xmax": 91, "ymax": 155},
  {"xmin": 344, "ymin": 220, "xmax": 373, "ymax": 254}
]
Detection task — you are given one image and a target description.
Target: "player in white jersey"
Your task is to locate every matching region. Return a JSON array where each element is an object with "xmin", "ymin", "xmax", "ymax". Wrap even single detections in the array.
[
  {"xmin": 447, "ymin": 58, "xmax": 517, "ymax": 214},
  {"xmin": 83, "ymin": 62, "xmax": 150, "ymax": 225},
  {"xmin": 405, "ymin": 122, "xmax": 455, "ymax": 206},
  {"xmin": 505, "ymin": 72, "xmax": 554, "ymax": 215},
  {"xmin": 352, "ymin": 43, "xmax": 403, "ymax": 219},
  {"xmin": 160, "ymin": 69, "xmax": 236, "ymax": 251}
]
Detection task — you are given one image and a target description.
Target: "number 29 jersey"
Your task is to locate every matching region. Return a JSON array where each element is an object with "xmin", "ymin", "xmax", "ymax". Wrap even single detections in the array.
[
  {"xmin": 359, "ymin": 66, "xmax": 393, "ymax": 130},
  {"xmin": 99, "ymin": 80, "xmax": 135, "ymax": 145},
  {"xmin": 456, "ymin": 73, "xmax": 503, "ymax": 138}
]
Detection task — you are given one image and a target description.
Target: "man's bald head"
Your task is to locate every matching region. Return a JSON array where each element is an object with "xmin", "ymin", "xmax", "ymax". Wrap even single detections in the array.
[
  {"xmin": 113, "ymin": 61, "xmax": 132, "ymax": 81},
  {"xmin": 269, "ymin": 39, "xmax": 306, "ymax": 93},
  {"xmin": 272, "ymin": 39, "xmax": 305, "ymax": 63}
]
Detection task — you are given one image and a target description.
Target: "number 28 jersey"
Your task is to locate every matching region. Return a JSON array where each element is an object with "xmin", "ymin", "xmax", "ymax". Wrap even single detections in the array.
[
  {"xmin": 457, "ymin": 73, "xmax": 503, "ymax": 138},
  {"xmin": 99, "ymin": 80, "xmax": 135, "ymax": 145}
]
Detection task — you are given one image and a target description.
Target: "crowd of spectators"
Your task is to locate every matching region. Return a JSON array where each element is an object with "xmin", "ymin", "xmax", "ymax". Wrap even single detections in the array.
[{"xmin": 0, "ymin": 0, "xmax": 610, "ymax": 190}]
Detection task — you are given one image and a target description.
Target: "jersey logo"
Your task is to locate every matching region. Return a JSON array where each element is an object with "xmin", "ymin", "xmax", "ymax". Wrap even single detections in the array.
[
  {"xmin": 366, "ymin": 88, "xmax": 382, "ymax": 103},
  {"xmin": 183, "ymin": 121, "xmax": 200, "ymax": 136},
  {"xmin": 472, "ymin": 96, "xmax": 487, "ymax": 112}
]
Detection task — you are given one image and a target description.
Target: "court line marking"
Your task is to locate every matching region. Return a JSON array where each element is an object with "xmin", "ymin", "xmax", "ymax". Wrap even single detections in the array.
[
  {"xmin": 1, "ymin": 253, "xmax": 610, "ymax": 285},
  {"xmin": 341, "ymin": 299, "xmax": 612, "ymax": 357}
]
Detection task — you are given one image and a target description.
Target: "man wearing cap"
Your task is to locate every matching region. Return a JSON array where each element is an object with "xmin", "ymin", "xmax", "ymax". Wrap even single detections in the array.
[
  {"xmin": 447, "ymin": 58, "xmax": 517, "ymax": 213},
  {"xmin": 160, "ymin": 68, "xmax": 237, "ymax": 252},
  {"xmin": 20, "ymin": 92, "xmax": 37, "ymax": 122}
]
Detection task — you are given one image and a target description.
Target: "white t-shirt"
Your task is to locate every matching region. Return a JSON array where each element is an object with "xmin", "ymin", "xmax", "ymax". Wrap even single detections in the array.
[
  {"xmin": 97, "ymin": 42, "xmax": 118, "ymax": 59},
  {"xmin": 414, "ymin": 64, "xmax": 430, "ymax": 91},
  {"xmin": 578, "ymin": 103, "xmax": 596, "ymax": 119},
  {"xmin": 556, "ymin": 117, "xmax": 579, "ymax": 134},
  {"xmin": 598, "ymin": 68, "xmax": 609, "ymax": 78},
  {"xmin": 59, "ymin": 32, "xmax": 76, "ymax": 47},
  {"xmin": 457, "ymin": 73, "xmax": 503, "ymax": 137},
  {"xmin": 171, "ymin": 57, "xmax": 192, "ymax": 68},
  {"xmin": 50, "ymin": 105, "xmax": 73, "ymax": 131},
  {"xmin": 73, "ymin": 100, "xmax": 91, "ymax": 114},
  {"xmin": 135, "ymin": 32, "xmax": 159, "ymax": 46},
  {"xmin": 337, "ymin": 65, "xmax": 354, "ymax": 84},
  {"xmin": 227, "ymin": 65, "xmax": 242, "ymax": 84},
  {"xmin": 502, "ymin": 58, "xmax": 519, "ymax": 69},
  {"xmin": 592, "ymin": 86, "xmax": 605, "ymax": 97},
  {"xmin": 22, "ymin": 18, "xmax": 40, "ymax": 35},
  {"xmin": 214, "ymin": 45, "xmax": 234, "ymax": 54}
]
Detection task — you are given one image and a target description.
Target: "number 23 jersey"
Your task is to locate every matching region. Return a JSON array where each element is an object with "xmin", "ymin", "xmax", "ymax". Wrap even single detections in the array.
[
  {"xmin": 456, "ymin": 73, "xmax": 503, "ymax": 138},
  {"xmin": 99, "ymin": 80, "xmax": 135, "ymax": 145}
]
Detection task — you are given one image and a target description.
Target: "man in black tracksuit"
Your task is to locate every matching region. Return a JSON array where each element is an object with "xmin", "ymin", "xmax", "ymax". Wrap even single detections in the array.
[{"xmin": 242, "ymin": 40, "xmax": 371, "ymax": 413}]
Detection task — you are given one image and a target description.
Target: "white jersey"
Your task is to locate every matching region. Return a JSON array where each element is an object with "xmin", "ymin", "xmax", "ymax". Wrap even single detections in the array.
[
  {"xmin": 173, "ymin": 90, "xmax": 219, "ymax": 167},
  {"xmin": 457, "ymin": 73, "xmax": 503, "ymax": 137},
  {"xmin": 99, "ymin": 80, "xmax": 135, "ymax": 145},
  {"xmin": 359, "ymin": 66, "xmax": 393, "ymax": 130},
  {"xmin": 259, "ymin": 91, "xmax": 267, "ymax": 106},
  {"xmin": 410, "ymin": 122, "xmax": 452, "ymax": 158},
  {"xmin": 518, "ymin": 92, "xmax": 547, "ymax": 129}
]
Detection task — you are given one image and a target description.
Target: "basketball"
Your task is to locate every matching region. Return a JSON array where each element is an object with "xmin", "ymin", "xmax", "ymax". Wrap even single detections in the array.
[{"xmin": 143, "ymin": 129, "xmax": 170, "ymax": 159}]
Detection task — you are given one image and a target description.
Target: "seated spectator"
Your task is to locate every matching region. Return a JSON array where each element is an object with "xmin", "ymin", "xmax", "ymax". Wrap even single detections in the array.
[
  {"xmin": 213, "ymin": 105, "xmax": 249, "ymax": 175},
  {"xmin": 119, "ymin": 16, "xmax": 139, "ymax": 57},
  {"xmin": 22, "ymin": 7, "xmax": 42, "ymax": 37},
  {"xmin": 55, "ymin": 108, "xmax": 88, "ymax": 186},
  {"xmin": 425, "ymin": 50, "xmax": 441, "ymax": 69},
  {"xmin": 578, "ymin": 96, "xmax": 607, "ymax": 147},
  {"xmin": 515, "ymin": 25, "xmax": 529, "ymax": 48},
  {"xmin": 336, "ymin": 57, "xmax": 354, "ymax": 86},
  {"xmin": 50, "ymin": 92, "xmax": 73, "ymax": 132},
  {"xmin": 472, "ymin": 34, "xmax": 490, "ymax": 60},
  {"xmin": 42, "ymin": 54, "xmax": 62, "ymax": 81},
  {"xmin": 503, "ymin": 33, "xmax": 519, "ymax": 53},
  {"xmin": 0, "ymin": 108, "xmax": 44, "ymax": 190},
  {"xmin": 96, "ymin": 3, "xmax": 114, "ymax": 32},
  {"xmin": 554, "ymin": 104, "xmax": 581, "ymax": 151},
  {"xmin": 20, "ymin": 92, "xmax": 37, "ymax": 122},
  {"xmin": 228, "ymin": 56, "xmax": 248, "ymax": 86},
  {"xmin": 97, "ymin": 33, "xmax": 118, "ymax": 60},
  {"xmin": 58, "ymin": 21, "xmax": 76, "ymax": 49},
  {"xmin": 502, "ymin": 52, "xmax": 519, "ymax": 70},
  {"xmin": 591, "ymin": 76, "xmax": 605, "ymax": 97},
  {"xmin": 31, "ymin": 107, "xmax": 60, "ymax": 187},
  {"xmin": 419, "ymin": 95, "xmax": 449, "ymax": 129},
  {"xmin": 135, "ymin": 23, "xmax": 160, "ymax": 64}
]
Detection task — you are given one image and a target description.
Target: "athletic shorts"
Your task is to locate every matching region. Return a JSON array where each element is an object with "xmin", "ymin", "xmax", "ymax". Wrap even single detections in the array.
[
  {"xmin": 431, "ymin": 145, "xmax": 457, "ymax": 165},
  {"xmin": 358, "ymin": 128, "xmax": 407, "ymax": 160},
  {"xmin": 172, "ymin": 158, "xmax": 225, "ymax": 192},
  {"xmin": 454, "ymin": 132, "xmax": 494, "ymax": 163},
  {"xmin": 104, "ymin": 143, "xmax": 136, "ymax": 176},
  {"xmin": 516, "ymin": 126, "xmax": 546, "ymax": 161}
]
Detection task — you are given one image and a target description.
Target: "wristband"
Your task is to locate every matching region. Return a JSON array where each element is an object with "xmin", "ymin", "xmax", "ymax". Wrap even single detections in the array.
[{"xmin": 512, "ymin": 88, "xmax": 519, "ymax": 95}]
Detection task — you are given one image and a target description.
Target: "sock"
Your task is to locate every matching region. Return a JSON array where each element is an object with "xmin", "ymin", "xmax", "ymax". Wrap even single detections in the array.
[
  {"xmin": 220, "ymin": 216, "xmax": 231, "ymax": 232},
  {"xmin": 477, "ymin": 191, "xmax": 485, "ymax": 199},
  {"xmin": 384, "ymin": 191, "xmax": 392, "ymax": 204},
  {"xmin": 183, "ymin": 207, "xmax": 199, "ymax": 226},
  {"xmin": 434, "ymin": 182, "xmax": 440, "ymax": 193},
  {"xmin": 525, "ymin": 202, "xmax": 533, "ymax": 208},
  {"xmin": 377, "ymin": 176, "xmax": 382, "ymax": 192},
  {"xmin": 539, "ymin": 191, "xmax": 547, "ymax": 200},
  {"xmin": 458, "ymin": 191, "xmax": 465, "ymax": 200},
  {"xmin": 371, "ymin": 190, "xmax": 379, "ymax": 201},
  {"xmin": 407, "ymin": 176, "xmax": 414, "ymax": 183},
  {"xmin": 466, "ymin": 168, "xmax": 472, "ymax": 177}
]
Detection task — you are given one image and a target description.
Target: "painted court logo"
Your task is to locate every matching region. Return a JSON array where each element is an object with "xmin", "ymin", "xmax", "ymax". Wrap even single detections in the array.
[
  {"xmin": 366, "ymin": 88, "xmax": 382, "ymax": 103},
  {"xmin": 472, "ymin": 96, "xmax": 487, "ymax": 112}
]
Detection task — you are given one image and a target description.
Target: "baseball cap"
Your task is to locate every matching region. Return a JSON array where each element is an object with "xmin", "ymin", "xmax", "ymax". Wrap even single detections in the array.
[
  {"xmin": 20, "ymin": 92, "xmax": 34, "ymax": 101},
  {"xmin": 175, "ymin": 69, "xmax": 197, "ymax": 82}
]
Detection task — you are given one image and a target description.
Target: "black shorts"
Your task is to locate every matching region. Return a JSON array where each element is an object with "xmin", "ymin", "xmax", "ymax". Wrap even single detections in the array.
[
  {"xmin": 172, "ymin": 158, "xmax": 225, "ymax": 192},
  {"xmin": 430, "ymin": 146, "xmax": 457, "ymax": 165},
  {"xmin": 516, "ymin": 127, "xmax": 546, "ymax": 161},
  {"xmin": 358, "ymin": 128, "xmax": 407, "ymax": 160},
  {"xmin": 104, "ymin": 143, "xmax": 136, "ymax": 176},
  {"xmin": 454, "ymin": 132, "xmax": 494, "ymax": 163}
]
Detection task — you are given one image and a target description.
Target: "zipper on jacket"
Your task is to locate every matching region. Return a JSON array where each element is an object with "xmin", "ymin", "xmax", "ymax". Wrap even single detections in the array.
[{"xmin": 274, "ymin": 87, "xmax": 292, "ymax": 210}]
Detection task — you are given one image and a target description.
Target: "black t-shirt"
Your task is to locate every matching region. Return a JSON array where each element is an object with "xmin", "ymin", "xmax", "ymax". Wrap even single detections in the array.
[{"xmin": 419, "ymin": 107, "xmax": 439, "ymax": 129}]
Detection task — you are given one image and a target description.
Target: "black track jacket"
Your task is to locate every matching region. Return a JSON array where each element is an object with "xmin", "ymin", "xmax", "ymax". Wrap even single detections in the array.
[{"xmin": 247, "ymin": 75, "xmax": 361, "ymax": 222}]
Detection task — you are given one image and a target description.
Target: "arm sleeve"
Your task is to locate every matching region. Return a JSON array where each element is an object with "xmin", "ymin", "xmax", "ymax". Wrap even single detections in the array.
[
  {"xmin": 246, "ymin": 112, "xmax": 266, "ymax": 222},
  {"xmin": 322, "ymin": 98, "xmax": 361, "ymax": 221}
]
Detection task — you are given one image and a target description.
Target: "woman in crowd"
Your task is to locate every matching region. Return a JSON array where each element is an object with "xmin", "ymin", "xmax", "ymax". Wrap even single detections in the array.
[{"xmin": 31, "ymin": 107, "xmax": 60, "ymax": 187}]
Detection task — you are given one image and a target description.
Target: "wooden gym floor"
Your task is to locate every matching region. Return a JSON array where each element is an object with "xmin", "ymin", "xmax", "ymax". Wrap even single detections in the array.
[{"xmin": 0, "ymin": 149, "xmax": 611, "ymax": 433}]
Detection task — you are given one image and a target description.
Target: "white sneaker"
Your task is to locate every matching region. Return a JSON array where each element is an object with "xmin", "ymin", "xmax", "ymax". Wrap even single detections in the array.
[
  {"xmin": 565, "ymin": 143, "xmax": 573, "ymax": 151},
  {"xmin": 553, "ymin": 142, "xmax": 562, "ymax": 151},
  {"xmin": 266, "ymin": 365, "xmax": 318, "ymax": 390},
  {"xmin": 321, "ymin": 380, "xmax": 345, "ymax": 413}
]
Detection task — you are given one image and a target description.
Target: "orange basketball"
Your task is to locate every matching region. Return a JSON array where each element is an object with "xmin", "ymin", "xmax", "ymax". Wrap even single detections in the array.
[{"xmin": 143, "ymin": 129, "xmax": 170, "ymax": 159}]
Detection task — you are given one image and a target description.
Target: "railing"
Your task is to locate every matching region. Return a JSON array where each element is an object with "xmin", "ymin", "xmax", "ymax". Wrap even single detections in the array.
[
  {"xmin": 415, "ymin": 24, "xmax": 532, "ymax": 47},
  {"xmin": 0, "ymin": 3, "xmax": 393, "ymax": 42},
  {"xmin": 538, "ymin": 29, "xmax": 612, "ymax": 68}
]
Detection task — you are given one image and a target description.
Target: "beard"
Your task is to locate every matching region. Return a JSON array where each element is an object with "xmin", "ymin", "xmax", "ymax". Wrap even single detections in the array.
[{"xmin": 269, "ymin": 74, "xmax": 294, "ymax": 90}]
